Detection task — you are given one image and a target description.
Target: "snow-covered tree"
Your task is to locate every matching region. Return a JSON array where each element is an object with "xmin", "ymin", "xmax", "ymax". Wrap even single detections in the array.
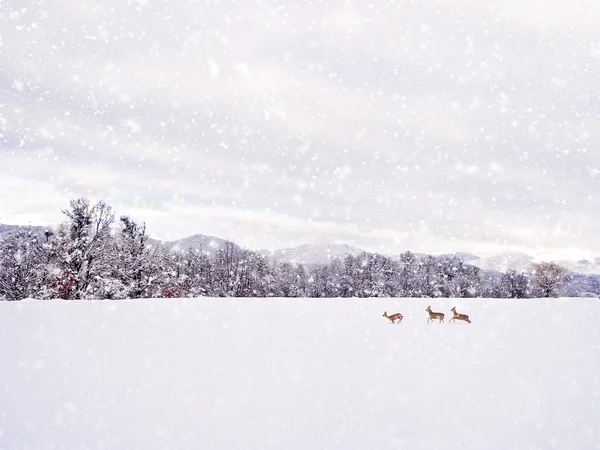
[
  {"xmin": 0, "ymin": 229, "xmax": 49, "ymax": 300},
  {"xmin": 179, "ymin": 248, "xmax": 213, "ymax": 297},
  {"xmin": 293, "ymin": 264, "xmax": 308, "ymax": 297},
  {"xmin": 415, "ymin": 255, "xmax": 440, "ymax": 297},
  {"xmin": 499, "ymin": 270, "xmax": 529, "ymax": 298},
  {"xmin": 273, "ymin": 262, "xmax": 297, "ymax": 297},
  {"xmin": 397, "ymin": 251, "xmax": 420, "ymax": 297},
  {"xmin": 112, "ymin": 216, "xmax": 162, "ymax": 298},
  {"xmin": 307, "ymin": 262, "xmax": 342, "ymax": 298},
  {"xmin": 50, "ymin": 199, "xmax": 115, "ymax": 299},
  {"xmin": 212, "ymin": 241, "xmax": 245, "ymax": 297},
  {"xmin": 531, "ymin": 262, "xmax": 567, "ymax": 298}
]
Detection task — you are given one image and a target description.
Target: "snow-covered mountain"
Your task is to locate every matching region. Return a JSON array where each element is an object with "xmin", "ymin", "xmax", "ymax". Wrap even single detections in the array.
[
  {"xmin": 468, "ymin": 252, "xmax": 535, "ymax": 273},
  {"xmin": 467, "ymin": 252, "xmax": 600, "ymax": 276},
  {"xmin": 551, "ymin": 259, "xmax": 600, "ymax": 276},
  {"xmin": 0, "ymin": 224, "xmax": 38, "ymax": 236},
  {"xmin": 2, "ymin": 222, "xmax": 599, "ymax": 275},
  {"xmin": 158, "ymin": 234, "xmax": 240, "ymax": 256},
  {"xmin": 0, "ymin": 224, "xmax": 52, "ymax": 241},
  {"xmin": 439, "ymin": 252, "xmax": 479, "ymax": 262},
  {"xmin": 262, "ymin": 243, "xmax": 365, "ymax": 265}
]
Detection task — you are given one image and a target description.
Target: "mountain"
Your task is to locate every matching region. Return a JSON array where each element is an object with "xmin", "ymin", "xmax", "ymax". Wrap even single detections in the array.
[
  {"xmin": 551, "ymin": 259, "xmax": 600, "ymax": 276},
  {"xmin": 468, "ymin": 252, "xmax": 535, "ymax": 273},
  {"xmin": 439, "ymin": 252, "xmax": 479, "ymax": 262},
  {"xmin": 262, "ymin": 243, "xmax": 365, "ymax": 265},
  {"xmin": 3, "ymin": 222, "xmax": 599, "ymax": 275},
  {"xmin": 0, "ymin": 224, "xmax": 52, "ymax": 241},
  {"xmin": 468, "ymin": 252, "xmax": 600, "ymax": 276},
  {"xmin": 158, "ymin": 234, "xmax": 241, "ymax": 256},
  {"xmin": 0, "ymin": 224, "xmax": 38, "ymax": 235},
  {"xmin": 0, "ymin": 223, "xmax": 239, "ymax": 257}
]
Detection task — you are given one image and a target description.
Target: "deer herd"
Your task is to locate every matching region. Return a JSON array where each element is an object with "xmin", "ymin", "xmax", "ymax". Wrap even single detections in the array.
[{"xmin": 382, "ymin": 306, "xmax": 471, "ymax": 324}]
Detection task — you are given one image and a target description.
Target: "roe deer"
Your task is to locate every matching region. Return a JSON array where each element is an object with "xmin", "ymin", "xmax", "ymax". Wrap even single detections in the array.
[
  {"xmin": 383, "ymin": 311, "xmax": 403, "ymax": 323},
  {"xmin": 426, "ymin": 306, "xmax": 444, "ymax": 323},
  {"xmin": 449, "ymin": 306, "xmax": 471, "ymax": 323}
]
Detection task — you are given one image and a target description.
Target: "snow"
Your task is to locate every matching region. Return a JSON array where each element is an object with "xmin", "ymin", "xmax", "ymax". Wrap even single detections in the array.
[{"xmin": 1, "ymin": 297, "xmax": 598, "ymax": 449}]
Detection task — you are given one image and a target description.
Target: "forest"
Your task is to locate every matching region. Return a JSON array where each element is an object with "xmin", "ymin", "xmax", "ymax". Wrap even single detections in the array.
[{"xmin": 1, "ymin": 199, "xmax": 598, "ymax": 301}]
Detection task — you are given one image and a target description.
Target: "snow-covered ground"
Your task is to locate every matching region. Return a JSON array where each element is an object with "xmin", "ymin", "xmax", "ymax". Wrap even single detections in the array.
[{"xmin": 1, "ymin": 298, "xmax": 598, "ymax": 449}]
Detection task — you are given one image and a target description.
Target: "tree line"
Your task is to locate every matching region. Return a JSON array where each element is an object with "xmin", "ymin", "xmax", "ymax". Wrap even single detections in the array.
[{"xmin": 0, "ymin": 198, "xmax": 596, "ymax": 301}]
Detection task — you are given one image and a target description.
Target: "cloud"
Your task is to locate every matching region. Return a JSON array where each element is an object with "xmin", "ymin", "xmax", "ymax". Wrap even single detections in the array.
[{"xmin": 1, "ymin": 0, "xmax": 600, "ymax": 260}]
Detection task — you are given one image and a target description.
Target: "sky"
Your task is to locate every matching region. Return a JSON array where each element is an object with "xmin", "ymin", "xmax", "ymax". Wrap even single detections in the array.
[{"xmin": 1, "ymin": 0, "xmax": 600, "ymax": 259}]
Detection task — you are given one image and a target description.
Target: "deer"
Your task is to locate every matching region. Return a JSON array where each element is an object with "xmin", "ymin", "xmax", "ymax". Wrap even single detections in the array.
[
  {"xmin": 425, "ymin": 306, "xmax": 444, "ymax": 323},
  {"xmin": 382, "ymin": 311, "xmax": 403, "ymax": 324},
  {"xmin": 449, "ymin": 306, "xmax": 471, "ymax": 324}
]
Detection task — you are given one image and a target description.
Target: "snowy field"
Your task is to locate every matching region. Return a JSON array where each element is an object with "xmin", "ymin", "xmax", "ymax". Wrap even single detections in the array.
[{"xmin": 1, "ymin": 298, "xmax": 598, "ymax": 449}]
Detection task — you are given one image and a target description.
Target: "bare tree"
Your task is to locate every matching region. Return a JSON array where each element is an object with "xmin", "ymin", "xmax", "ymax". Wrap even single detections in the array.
[{"xmin": 531, "ymin": 262, "xmax": 567, "ymax": 298}]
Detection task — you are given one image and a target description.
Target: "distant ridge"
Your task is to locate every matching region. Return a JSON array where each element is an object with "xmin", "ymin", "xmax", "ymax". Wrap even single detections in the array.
[
  {"xmin": 2, "ymin": 223, "xmax": 599, "ymax": 275},
  {"xmin": 0, "ymin": 224, "xmax": 52, "ymax": 241},
  {"xmin": 468, "ymin": 252, "xmax": 534, "ymax": 274},
  {"xmin": 468, "ymin": 252, "xmax": 600, "ymax": 276},
  {"xmin": 439, "ymin": 252, "xmax": 479, "ymax": 262},
  {"xmin": 157, "ymin": 234, "xmax": 241, "ymax": 256},
  {"xmin": 260, "ymin": 243, "xmax": 364, "ymax": 265}
]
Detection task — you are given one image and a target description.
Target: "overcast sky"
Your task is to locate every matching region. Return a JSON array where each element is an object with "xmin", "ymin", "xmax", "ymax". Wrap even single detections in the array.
[{"xmin": 1, "ymin": 0, "xmax": 600, "ymax": 259}]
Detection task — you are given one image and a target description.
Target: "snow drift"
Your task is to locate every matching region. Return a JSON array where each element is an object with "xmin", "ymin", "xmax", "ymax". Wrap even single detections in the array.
[{"xmin": 1, "ymin": 297, "xmax": 598, "ymax": 449}]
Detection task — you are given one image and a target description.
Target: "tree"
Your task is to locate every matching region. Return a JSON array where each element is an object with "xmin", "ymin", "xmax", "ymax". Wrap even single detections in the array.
[
  {"xmin": 398, "ymin": 251, "xmax": 419, "ymax": 297},
  {"xmin": 499, "ymin": 270, "xmax": 529, "ymax": 298},
  {"xmin": 306, "ymin": 261, "xmax": 342, "ymax": 298},
  {"xmin": 414, "ymin": 255, "xmax": 439, "ymax": 297},
  {"xmin": 113, "ymin": 216, "xmax": 160, "ymax": 298},
  {"xmin": 293, "ymin": 264, "xmax": 308, "ymax": 297},
  {"xmin": 51, "ymin": 268, "xmax": 79, "ymax": 300},
  {"xmin": 368, "ymin": 254, "xmax": 398, "ymax": 297},
  {"xmin": 0, "ymin": 229, "xmax": 49, "ymax": 300},
  {"xmin": 594, "ymin": 278, "xmax": 600, "ymax": 299},
  {"xmin": 178, "ymin": 248, "xmax": 213, "ymax": 297},
  {"xmin": 273, "ymin": 262, "xmax": 296, "ymax": 297},
  {"xmin": 531, "ymin": 262, "xmax": 567, "ymax": 298},
  {"xmin": 453, "ymin": 263, "xmax": 482, "ymax": 298},
  {"xmin": 347, "ymin": 252, "xmax": 375, "ymax": 297},
  {"xmin": 52, "ymin": 199, "xmax": 115, "ymax": 299}
]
